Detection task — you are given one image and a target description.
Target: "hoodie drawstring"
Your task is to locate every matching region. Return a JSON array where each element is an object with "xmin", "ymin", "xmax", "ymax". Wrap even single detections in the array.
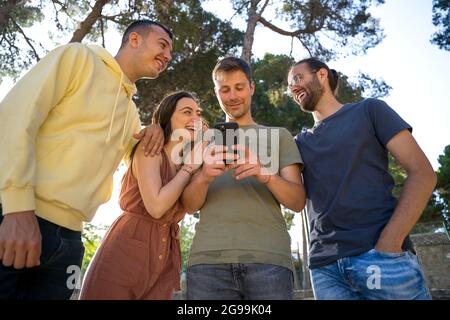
[
  {"xmin": 120, "ymin": 96, "xmax": 132, "ymax": 150},
  {"xmin": 105, "ymin": 72, "xmax": 123, "ymax": 145},
  {"xmin": 105, "ymin": 72, "xmax": 133, "ymax": 150}
]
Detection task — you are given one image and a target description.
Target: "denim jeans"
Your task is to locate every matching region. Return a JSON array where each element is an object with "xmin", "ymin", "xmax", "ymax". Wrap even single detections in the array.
[
  {"xmin": 186, "ymin": 263, "xmax": 293, "ymax": 300},
  {"xmin": 310, "ymin": 249, "xmax": 432, "ymax": 300},
  {"xmin": 0, "ymin": 208, "xmax": 85, "ymax": 300}
]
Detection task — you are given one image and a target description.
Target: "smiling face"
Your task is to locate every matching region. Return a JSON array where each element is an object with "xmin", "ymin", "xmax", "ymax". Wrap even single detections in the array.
[
  {"xmin": 136, "ymin": 25, "xmax": 173, "ymax": 79},
  {"xmin": 170, "ymin": 97, "xmax": 203, "ymax": 141},
  {"xmin": 214, "ymin": 70, "xmax": 255, "ymax": 122},
  {"xmin": 288, "ymin": 63, "xmax": 325, "ymax": 112}
]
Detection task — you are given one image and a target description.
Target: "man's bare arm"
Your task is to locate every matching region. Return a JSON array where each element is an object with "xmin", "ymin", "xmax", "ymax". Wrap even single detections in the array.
[{"xmin": 376, "ymin": 129, "xmax": 437, "ymax": 253}]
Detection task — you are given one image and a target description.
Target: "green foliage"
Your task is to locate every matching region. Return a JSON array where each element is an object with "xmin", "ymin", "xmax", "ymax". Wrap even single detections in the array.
[
  {"xmin": 272, "ymin": 0, "xmax": 385, "ymax": 60},
  {"xmin": 252, "ymin": 53, "xmax": 313, "ymax": 134},
  {"xmin": 81, "ymin": 223, "xmax": 107, "ymax": 276},
  {"xmin": 249, "ymin": 53, "xmax": 390, "ymax": 135},
  {"xmin": 282, "ymin": 207, "xmax": 296, "ymax": 231},
  {"xmin": 431, "ymin": 0, "xmax": 450, "ymax": 51},
  {"xmin": 336, "ymin": 72, "xmax": 391, "ymax": 103},
  {"xmin": 180, "ymin": 216, "xmax": 196, "ymax": 272},
  {"xmin": 389, "ymin": 145, "xmax": 450, "ymax": 227},
  {"xmin": 0, "ymin": 0, "xmax": 102, "ymax": 80},
  {"xmin": 0, "ymin": 1, "xmax": 45, "ymax": 80},
  {"xmin": 388, "ymin": 154, "xmax": 407, "ymax": 199},
  {"xmin": 436, "ymin": 145, "xmax": 450, "ymax": 210},
  {"xmin": 231, "ymin": 0, "xmax": 384, "ymax": 60},
  {"xmin": 134, "ymin": 0, "xmax": 244, "ymax": 125},
  {"xmin": 419, "ymin": 144, "xmax": 450, "ymax": 226},
  {"xmin": 421, "ymin": 192, "xmax": 446, "ymax": 224},
  {"xmin": 436, "ymin": 145, "xmax": 450, "ymax": 236}
]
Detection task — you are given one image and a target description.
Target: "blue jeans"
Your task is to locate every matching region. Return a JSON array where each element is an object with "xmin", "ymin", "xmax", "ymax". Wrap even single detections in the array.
[
  {"xmin": 186, "ymin": 263, "xmax": 293, "ymax": 300},
  {"xmin": 310, "ymin": 249, "xmax": 432, "ymax": 300},
  {"xmin": 0, "ymin": 210, "xmax": 85, "ymax": 300}
]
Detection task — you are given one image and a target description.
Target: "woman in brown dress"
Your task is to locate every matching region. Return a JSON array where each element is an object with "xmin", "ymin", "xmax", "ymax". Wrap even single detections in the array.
[{"xmin": 79, "ymin": 91, "xmax": 205, "ymax": 299}]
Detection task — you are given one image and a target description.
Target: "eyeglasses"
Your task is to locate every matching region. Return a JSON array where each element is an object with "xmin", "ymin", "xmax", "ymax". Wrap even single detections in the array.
[{"xmin": 287, "ymin": 70, "xmax": 317, "ymax": 95}]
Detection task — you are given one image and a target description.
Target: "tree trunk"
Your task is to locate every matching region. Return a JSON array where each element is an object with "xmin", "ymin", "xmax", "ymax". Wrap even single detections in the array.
[
  {"xmin": 240, "ymin": 0, "xmax": 261, "ymax": 63},
  {"xmin": 69, "ymin": 0, "xmax": 111, "ymax": 43}
]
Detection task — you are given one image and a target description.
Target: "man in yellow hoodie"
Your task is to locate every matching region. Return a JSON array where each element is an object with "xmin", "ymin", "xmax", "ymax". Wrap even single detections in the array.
[{"xmin": 0, "ymin": 20, "xmax": 173, "ymax": 299}]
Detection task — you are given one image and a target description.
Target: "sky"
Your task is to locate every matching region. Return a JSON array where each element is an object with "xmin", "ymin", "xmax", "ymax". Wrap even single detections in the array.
[{"xmin": 0, "ymin": 0, "xmax": 449, "ymax": 249}]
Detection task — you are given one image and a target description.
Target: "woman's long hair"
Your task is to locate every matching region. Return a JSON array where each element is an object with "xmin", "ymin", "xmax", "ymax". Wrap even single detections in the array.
[{"xmin": 129, "ymin": 91, "xmax": 197, "ymax": 160}]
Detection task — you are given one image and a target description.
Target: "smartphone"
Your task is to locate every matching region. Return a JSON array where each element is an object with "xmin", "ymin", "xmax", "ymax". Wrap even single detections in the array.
[{"xmin": 213, "ymin": 122, "xmax": 239, "ymax": 163}]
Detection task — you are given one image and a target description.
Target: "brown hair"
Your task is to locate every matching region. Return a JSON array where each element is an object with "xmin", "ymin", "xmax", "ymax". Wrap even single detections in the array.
[
  {"xmin": 129, "ymin": 91, "xmax": 197, "ymax": 160},
  {"xmin": 120, "ymin": 20, "xmax": 173, "ymax": 49},
  {"xmin": 212, "ymin": 56, "xmax": 253, "ymax": 84},
  {"xmin": 291, "ymin": 57, "xmax": 339, "ymax": 94}
]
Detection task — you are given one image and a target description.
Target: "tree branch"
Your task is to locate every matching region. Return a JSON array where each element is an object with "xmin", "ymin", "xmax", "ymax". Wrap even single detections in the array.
[
  {"xmin": 257, "ymin": 0, "xmax": 270, "ymax": 17},
  {"xmin": 11, "ymin": 18, "xmax": 40, "ymax": 61},
  {"xmin": 289, "ymin": 36, "xmax": 293, "ymax": 57},
  {"xmin": 101, "ymin": 14, "xmax": 122, "ymax": 24},
  {"xmin": 69, "ymin": 0, "xmax": 111, "ymax": 43},
  {"xmin": 100, "ymin": 18, "xmax": 105, "ymax": 47},
  {"xmin": 297, "ymin": 36, "xmax": 313, "ymax": 57},
  {"xmin": 50, "ymin": 0, "xmax": 64, "ymax": 31},
  {"xmin": 258, "ymin": 16, "xmax": 307, "ymax": 36},
  {"xmin": 228, "ymin": 0, "xmax": 250, "ymax": 23}
]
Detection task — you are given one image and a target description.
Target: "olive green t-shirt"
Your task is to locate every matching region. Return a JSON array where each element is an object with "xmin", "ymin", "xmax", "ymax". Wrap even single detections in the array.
[{"xmin": 187, "ymin": 124, "xmax": 303, "ymax": 272}]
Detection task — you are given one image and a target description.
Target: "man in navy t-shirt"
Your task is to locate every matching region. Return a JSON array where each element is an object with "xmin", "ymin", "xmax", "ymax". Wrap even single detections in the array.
[{"xmin": 287, "ymin": 57, "xmax": 436, "ymax": 300}]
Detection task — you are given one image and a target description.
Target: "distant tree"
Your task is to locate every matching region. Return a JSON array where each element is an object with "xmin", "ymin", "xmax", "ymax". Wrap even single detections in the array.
[
  {"xmin": 411, "ymin": 143, "xmax": 450, "ymax": 233},
  {"xmin": 0, "ymin": 0, "xmax": 118, "ymax": 81},
  {"xmin": 431, "ymin": 0, "xmax": 450, "ymax": 51},
  {"xmin": 250, "ymin": 53, "xmax": 390, "ymax": 135},
  {"xmin": 81, "ymin": 223, "xmax": 107, "ymax": 275},
  {"xmin": 389, "ymin": 147, "xmax": 448, "ymax": 228},
  {"xmin": 336, "ymin": 72, "xmax": 392, "ymax": 103},
  {"xmin": 421, "ymin": 192, "xmax": 446, "ymax": 224},
  {"xmin": 282, "ymin": 207, "xmax": 296, "ymax": 230},
  {"xmin": 180, "ymin": 216, "xmax": 196, "ymax": 273},
  {"xmin": 389, "ymin": 154, "xmax": 407, "ymax": 199},
  {"xmin": 436, "ymin": 145, "xmax": 450, "ymax": 210},
  {"xmin": 232, "ymin": 0, "xmax": 386, "ymax": 63},
  {"xmin": 1, "ymin": 0, "xmax": 390, "ymax": 123},
  {"xmin": 251, "ymin": 53, "xmax": 313, "ymax": 134},
  {"xmin": 134, "ymin": 0, "xmax": 243, "ymax": 125},
  {"xmin": 229, "ymin": 0, "xmax": 391, "ymax": 120},
  {"xmin": 436, "ymin": 145, "xmax": 450, "ymax": 237},
  {"xmin": 0, "ymin": 0, "xmax": 45, "ymax": 80}
]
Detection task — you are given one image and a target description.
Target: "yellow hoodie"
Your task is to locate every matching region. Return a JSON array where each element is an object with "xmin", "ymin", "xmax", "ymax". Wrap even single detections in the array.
[{"xmin": 0, "ymin": 43, "xmax": 141, "ymax": 231}]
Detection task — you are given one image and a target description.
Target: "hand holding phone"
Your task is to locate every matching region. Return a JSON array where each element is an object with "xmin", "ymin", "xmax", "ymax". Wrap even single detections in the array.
[
  {"xmin": 227, "ymin": 144, "xmax": 273, "ymax": 184},
  {"xmin": 213, "ymin": 122, "xmax": 239, "ymax": 164}
]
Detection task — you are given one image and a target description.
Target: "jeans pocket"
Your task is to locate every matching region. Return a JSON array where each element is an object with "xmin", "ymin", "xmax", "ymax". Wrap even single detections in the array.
[
  {"xmin": 41, "ymin": 235, "xmax": 65, "ymax": 266},
  {"xmin": 369, "ymin": 248, "xmax": 408, "ymax": 258},
  {"xmin": 41, "ymin": 236, "xmax": 84, "ymax": 268}
]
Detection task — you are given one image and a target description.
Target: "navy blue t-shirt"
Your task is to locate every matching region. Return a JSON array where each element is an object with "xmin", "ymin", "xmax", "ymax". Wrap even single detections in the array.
[{"xmin": 295, "ymin": 98, "xmax": 412, "ymax": 269}]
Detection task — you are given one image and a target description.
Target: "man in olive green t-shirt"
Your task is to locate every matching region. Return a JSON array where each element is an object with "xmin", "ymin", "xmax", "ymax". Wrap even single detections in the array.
[{"xmin": 181, "ymin": 57, "xmax": 306, "ymax": 300}]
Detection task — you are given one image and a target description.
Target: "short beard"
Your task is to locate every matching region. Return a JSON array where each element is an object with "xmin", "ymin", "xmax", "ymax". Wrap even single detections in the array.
[{"xmin": 297, "ymin": 75, "xmax": 324, "ymax": 112}]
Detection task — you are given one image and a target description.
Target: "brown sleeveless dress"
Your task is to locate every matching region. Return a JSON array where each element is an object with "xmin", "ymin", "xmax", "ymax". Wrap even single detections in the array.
[{"xmin": 79, "ymin": 150, "xmax": 186, "ymax": 299}]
